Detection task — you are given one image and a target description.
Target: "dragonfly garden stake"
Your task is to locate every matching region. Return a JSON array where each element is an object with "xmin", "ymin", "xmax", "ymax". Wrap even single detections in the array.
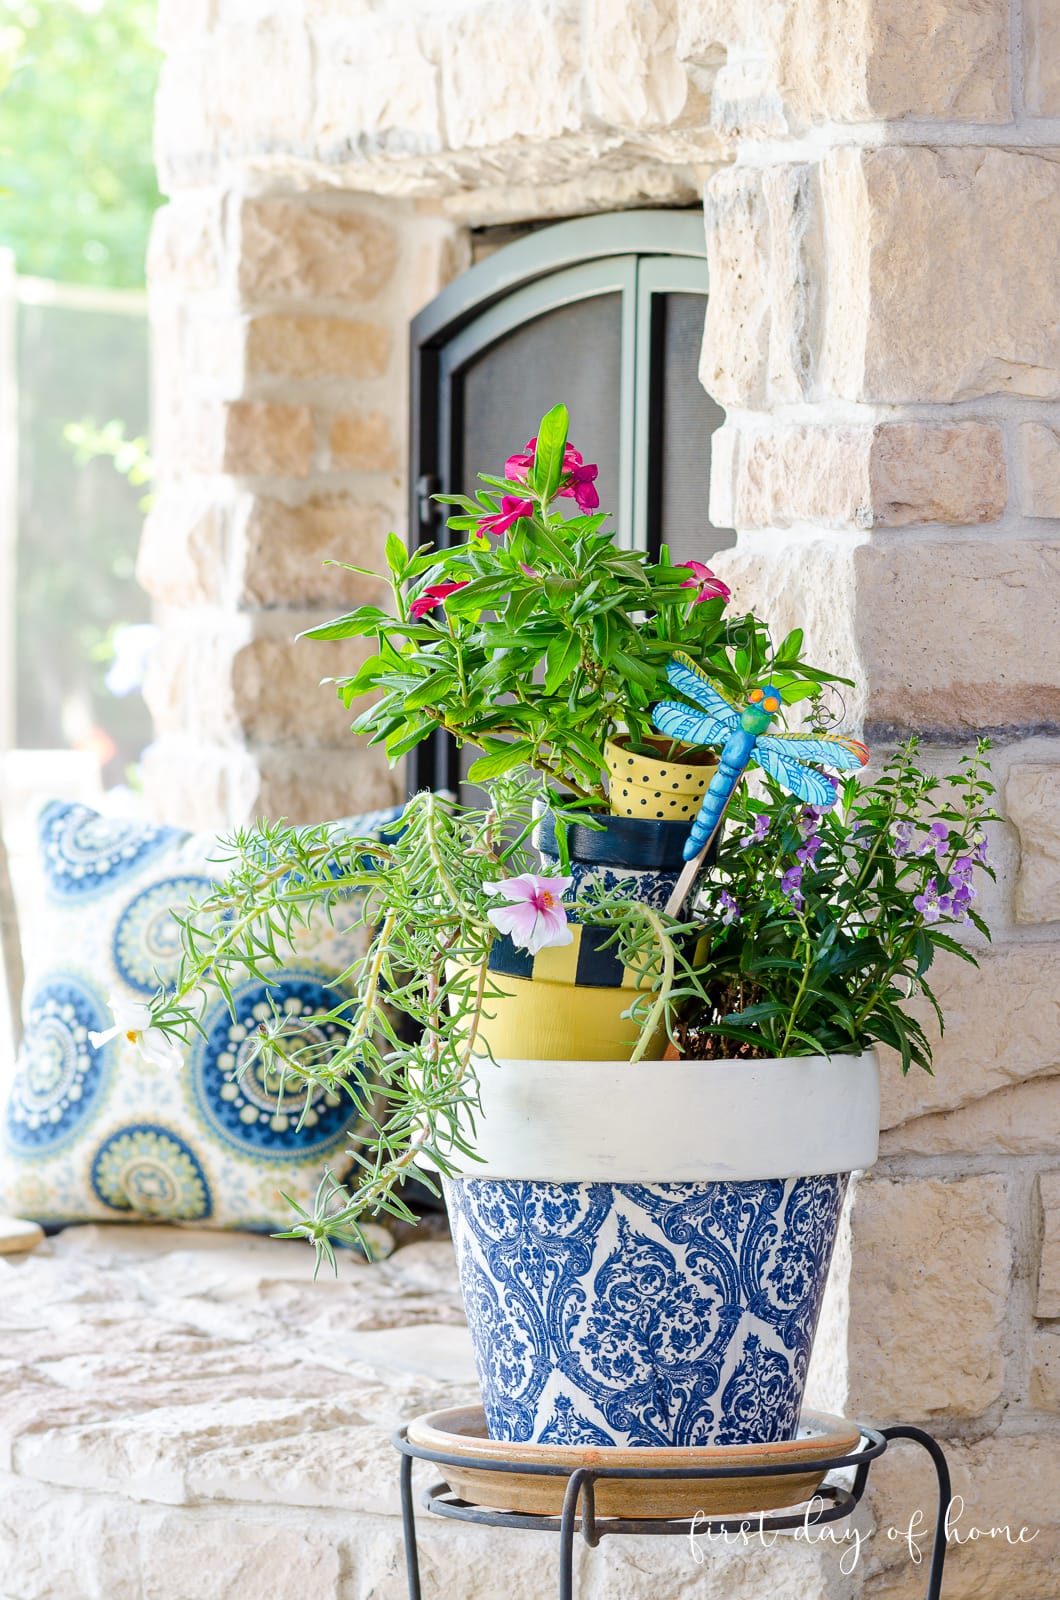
[{"xmin": 654, "ymin": 651, "xmax": 870, "ymax": 917}]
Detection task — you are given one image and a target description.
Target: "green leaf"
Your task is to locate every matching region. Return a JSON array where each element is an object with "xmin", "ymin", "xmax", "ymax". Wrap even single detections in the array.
[
  {"xmin": 300, "ymin": 608, "xmax": 389, "ymax": 641},
  {"xmin": 385, "ymin": 531, "xmax": 407, "ymax": 578},
  {"xmin": 775, "ymin": 628, "xmax": 805, "ymax": 665},
  {"xmin": 544, "ymin": 633, "xmax": 582, "ymax": 696},
  {"xmin": 528, "ymin": 404, "xmax": 569, "ymax": 500},
  {"xmin": 466, "ymin": 741, "xmax": 536, "ymax": 781}
]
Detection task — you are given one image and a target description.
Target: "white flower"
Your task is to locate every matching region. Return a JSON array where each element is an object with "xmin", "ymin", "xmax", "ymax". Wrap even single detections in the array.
[{"xmin": 88, "ymin": 996, "xmax": 184, "ymax": 1072}]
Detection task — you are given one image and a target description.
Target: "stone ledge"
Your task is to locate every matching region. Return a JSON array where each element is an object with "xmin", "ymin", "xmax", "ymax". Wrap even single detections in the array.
[{"xmin": 0, "ymin": 1224, "xmax": 861, "ymax": 1600}]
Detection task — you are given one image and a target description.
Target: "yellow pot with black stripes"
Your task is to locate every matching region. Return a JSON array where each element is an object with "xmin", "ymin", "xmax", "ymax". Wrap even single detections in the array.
[
  {"xmin": 474, "ymin": 808, "xmax": 694, "ymax": 1062},
  {"xmin": 479, "ymin": 923, "xmax": 665, "ymax": 1062}
]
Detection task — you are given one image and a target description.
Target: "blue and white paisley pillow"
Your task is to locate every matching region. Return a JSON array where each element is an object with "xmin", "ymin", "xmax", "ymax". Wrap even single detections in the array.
[{"xmin": 0, "ymin": 800, "xmax": 401, "ymax": 1232}]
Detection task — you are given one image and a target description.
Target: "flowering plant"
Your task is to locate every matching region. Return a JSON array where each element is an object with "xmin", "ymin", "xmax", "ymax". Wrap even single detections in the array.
[
  {"xmin": 305, "ymin": 404, "xmax": 844, "ymax": 804},
  {"xmin": 669, "ymin": 739, "xmax": 997, "ymax": 1071}
]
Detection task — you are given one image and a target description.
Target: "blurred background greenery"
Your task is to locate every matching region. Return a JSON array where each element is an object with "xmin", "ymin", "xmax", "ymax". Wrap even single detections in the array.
[
  {"xmin": 0, "ymin": 0, "xmax": 161, "ymax": 284},
  {"xmin": 1, "ymin": 0, "xmax": 161, "ymax": 790}
]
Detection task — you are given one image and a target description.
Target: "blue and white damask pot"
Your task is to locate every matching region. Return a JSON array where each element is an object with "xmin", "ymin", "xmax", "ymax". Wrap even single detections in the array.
[{"xmin": 437, "ymin": 1053, "xmax": 879, "ymax": 1448}]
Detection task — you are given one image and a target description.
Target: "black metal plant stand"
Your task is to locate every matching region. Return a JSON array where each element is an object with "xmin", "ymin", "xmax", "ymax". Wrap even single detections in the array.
[{"xmin": 393, "ymin": 1423, "xmax": 951, "ymax": 1600}]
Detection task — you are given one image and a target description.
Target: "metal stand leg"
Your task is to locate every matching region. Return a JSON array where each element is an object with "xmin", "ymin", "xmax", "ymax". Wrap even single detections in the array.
[
  {"xmin": 881, "ymin": 1426, "xmax": 952, "ymax": 1600},
  {"xmin": 399, "ymin": 1446, "xmax": 422, "ymax": 1600},
  {"xmin": 558, "ymin": 1470, "xmax": 597, "ymax": 1600}
]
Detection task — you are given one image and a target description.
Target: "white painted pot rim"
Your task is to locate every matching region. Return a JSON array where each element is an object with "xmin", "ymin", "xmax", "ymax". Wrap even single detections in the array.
[{"xmin": 422, "ymin": 1052, "xmax": 880, "ymax": 1184}]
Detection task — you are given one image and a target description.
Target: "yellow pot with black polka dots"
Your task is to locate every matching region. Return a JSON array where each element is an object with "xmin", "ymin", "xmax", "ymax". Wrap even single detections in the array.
[{"xmin": 605, "ymin": 736, "xmax": 717, "ymax": 822}]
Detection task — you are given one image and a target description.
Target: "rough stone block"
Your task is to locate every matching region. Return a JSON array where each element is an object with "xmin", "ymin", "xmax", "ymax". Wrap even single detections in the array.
[
  {"xmin": 864, "ymin": 1435, "xmax": 1059, "ymax": 1599},
  {"xmin": 252, "ymin": 746, "xmax": 403, "ymax": 826},
  {"xmin": 141, "ymin": 736, "xmax": 402, "ymax": 830},
  {"xmin": 313, "ymin": 16, "xmax": 444, "ymax": 157},
  {"xmin": 228, "ymin": 632, "xmax": 369, "ymax": 745},
  {"xmin": 205, "ymin": 18, "xmax": 313, "ymax": 148},
  {"xmin": 824, "ymin": 148, "xmax": 1060, "ymax": 403},
  {"xmin": 141, "ymin": 737, "xmax": 263, "ymax": 831},
  {"xmin": 781, "ymin": 0, "xmax": 1011, "ymax": 125},
  {"xmin": 702, "ymin": 163, "xmax": 819, "ymax": 408},
  {"xmin": 245, "ymin": 315, "xmax": 391, "ymax": 380},
  {"xmin": 1018, "ymin": 423, "xmax": 1060, "ymax": 519},
  {"xmin": 1026, "ymin": 0, "xmax": 1060, "ymax": 115},
  {"xmin": 137, "ymin": 490, "xmax": 226, "ymax": 606},
  {"xmin": 223, "ymin": 401, "xmax": 315, "ymax": 477},
  {"xmin": 237, "ymin": 199, "xmax": 399, "ymax": 304},
  {"xmin": 855, "ymin": 537, "xmax": 1060, "ymax": 733},
  {"xmin": 1031, "ymin": 1329, "xmax": 1060, "ymax": 1409},
  {"xmin": 138, "ymin": 1511, "xmax": 343, "ymax": 1600},
  {"xmin": 586, "ymin": 0, "xmax": 714, "ymax": 135},
  {"xmin": 880, "ymin": 947, "xmax": 1060, "ymax": 1129},
  {"xmin": 880, "ymin": 1077, "xmax": 1060, "ymax": 1159},
  {"xmin": 846, "ymin": 1175, "xmax": 1010, "ymax": 1418},
  {"xmin": 1036, "ymin": 1171, "xmax": 1060, "ymax": 1318},
  {"xmin": 867, "ymin": 422, "xmax": 1007, "ymax": 527},
  {"xmin": 329, "ymin": 410, "xmax": 400, "ymax": 472},
  {"xmin": 1006, "ymin": 765, "xmax": 1060, "ymax": 925},
  {"xmin": 234, "ymin": 494, "xmax": 392, "ymax": 609},
  {"xmin": 442, "ymin": 4, "xmax": 582, "ymax": 151},
  {"xmin": 147, "ymin": 197, "xmax": 225, "ymax": 293},
  {"xmin": 719, "ymin": 421, "xmax": 1006, "ymax": 530}
]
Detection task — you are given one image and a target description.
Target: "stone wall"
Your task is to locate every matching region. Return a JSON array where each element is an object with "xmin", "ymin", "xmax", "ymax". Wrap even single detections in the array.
[{"xmin": 147, "ymin": 2, "xmax": 1059, "ymax": 1595}]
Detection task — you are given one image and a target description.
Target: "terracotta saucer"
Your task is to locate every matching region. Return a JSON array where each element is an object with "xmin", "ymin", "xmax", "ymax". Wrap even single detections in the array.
[{"xmin": 406, "ymin": 1406, "xmax": 864, "ymax": 1521}]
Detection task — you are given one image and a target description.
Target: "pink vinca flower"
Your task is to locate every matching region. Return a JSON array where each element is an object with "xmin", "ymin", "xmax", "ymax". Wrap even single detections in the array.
[
  {"xmin": 477, "ymin": 497, "xmax": 535, "ymax": 538},
  {"xmin": 504, "ymin": 438, "xmax": 600, "ymax": 512},
  {"xmin": 409, "ymin": 580, "xmax": 468, "ymax": 620},
  {"xmin": 678, "ymin": 561, "xmax": 731, "ymax": 605},
  {"xmin": 484, "ymin": 873, "xmax": 573, "ymax": 956}
]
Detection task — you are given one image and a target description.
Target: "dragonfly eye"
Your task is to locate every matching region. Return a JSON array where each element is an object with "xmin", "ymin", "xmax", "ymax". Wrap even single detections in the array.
[
  {"xmin": 763, "ymin": 694, "xmax": 781, "ymax": 713},
  {"xmin": 749, "ymin": 688, "xmax": 764, "ymax": 704}
]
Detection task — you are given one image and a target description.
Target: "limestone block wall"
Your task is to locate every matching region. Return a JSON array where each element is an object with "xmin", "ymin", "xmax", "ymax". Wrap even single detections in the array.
[
  {"xmin": 696, "ymin": 5, "xmax": 1060, "ymax": 1596},
  {"xmin": 147, "ymin": 3, "xmax": 1059, "ymax": 1595}
]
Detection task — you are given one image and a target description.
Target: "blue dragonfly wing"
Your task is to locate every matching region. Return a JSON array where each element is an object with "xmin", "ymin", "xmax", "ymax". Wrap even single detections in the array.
[
  {"xmin": 761, "ymin": 731, "xmax": 869, "ymax": 771},
  {"xmin": 754, "ymin": 741, "xmax": 838, "ymax": 806},
  {"xmin": 665, "ymin": 652, "xmax": 742, "ymax": 730},
  {"xmin": 652, "ymin": 701, "xmax": 732, "ymax": 749}
]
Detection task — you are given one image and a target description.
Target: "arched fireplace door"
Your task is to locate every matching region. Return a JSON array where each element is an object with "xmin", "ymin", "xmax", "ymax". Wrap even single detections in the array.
[{"xmin": 408, "ymin": 208, "xmax": 734, "ymax": 798}]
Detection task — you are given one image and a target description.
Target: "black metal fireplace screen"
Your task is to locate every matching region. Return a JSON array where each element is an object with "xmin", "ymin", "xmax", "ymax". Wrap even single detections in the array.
[{"xmin": 408, "ymin": 209, "xmax": 734, "ymax": 797}]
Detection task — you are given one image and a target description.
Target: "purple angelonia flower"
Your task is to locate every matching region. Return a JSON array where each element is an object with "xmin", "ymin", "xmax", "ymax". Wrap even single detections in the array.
[
  {"xmin": 892, "ymin": 819, "xmax": 915, "ymax": 857},
  {"xmin": 780, "ymin": 863, "xmax": 804, "ymax": 912},
  {"xmin": 949, "ymin": 856, "xmax": 975, "ymax": 888},
  {"xmin": 740, "ymin": 814, "xmax": 771, "ymax": 848},
  {"xmin": 797, "ymin": 806, "xmax": 825, "ymax": 840},
  {"xmin": 716, "ymin": 889, "xmax": 741, "ymax": 926},
  {"xmin": 796, "ymin": 833, "xmax": 822, "ymax": 867},
  {"xmin": 949, "ymin": 882, "xmax": 975, "ymax": 923},
  {"xmin": 913, "ymin": 876, "xmax": 952, "ymax": 924},
  {"xmin": 917, "ymin": 821, "xmax": 950, "ymax": 861},
  {"xmin": 972, "ymin": 830, "xmax": 989, "ymax": 866}
]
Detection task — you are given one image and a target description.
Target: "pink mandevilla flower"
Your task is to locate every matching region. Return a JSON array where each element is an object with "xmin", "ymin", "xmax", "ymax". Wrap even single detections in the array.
[
  {"xmin": 484, "ymin": 873, "xmax": 573, "ymax": 956},
  {"xmin": 477, "ymin": 497, "xmax": 535, "ymax": 538},
  {"xmin": 678, "ymin": 561, "xmax": 731, "ymax": 605},
  {"xmin": 409, "ymin": 580, "xmax": 468, "ymax": 620}
]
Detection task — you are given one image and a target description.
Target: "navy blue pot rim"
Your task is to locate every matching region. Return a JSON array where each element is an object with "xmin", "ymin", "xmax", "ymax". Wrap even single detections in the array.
[{"xmin": 534, "ymin": 805, "xmax": 717, "ymax": 872}]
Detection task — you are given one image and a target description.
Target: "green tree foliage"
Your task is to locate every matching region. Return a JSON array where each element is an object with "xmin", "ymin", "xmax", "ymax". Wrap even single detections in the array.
[{"xmin": 0, "ymin": 0, "xmax": 161, "ymax": 286}]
